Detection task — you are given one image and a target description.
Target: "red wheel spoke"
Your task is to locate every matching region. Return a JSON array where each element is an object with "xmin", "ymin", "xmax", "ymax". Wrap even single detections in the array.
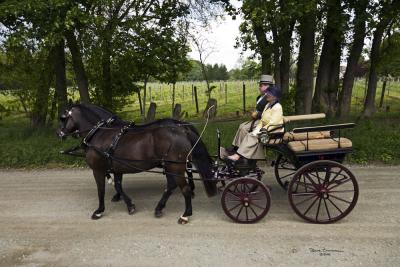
[
  {"xmin": 292, "ymin": 192, "xmax": 316, "ymax": 196},
  {"xmin": 294, "ymin": 194, "xmax": 317, "ymax": 206},
  {"xmin": 315, "ymin": 170, "xmax": 322, "ymax": 185},
  {"xmin": 250, "ymin": 202, "xmax": 266, "ymax": 210},
  {"xmin": 303, "ymin": 196, "xmax": 319, "ymax": 216},
  {"xmin": 235, "ymin": 206, "xmax": 244, "ymax": 219},
  {"xmin": 304, "ymin": 173, "xmax": 318, "ymax": 187},
  {"xmin": 323, "ymin": 167, "xmax": 332, "ymax": 186},
  {"xmin": 328, "ymin": 178, "xmax": 351, "ymax": 190},
  {"xmin": 249, "ymin": 205, "xmax": 259, "ymax": 217},
  {"xmin": 228, "ymin": 203, "xmax": 242, "ymax": 212},
  {"xmin": 327, "ymin": 198, "xmax": 343, "ymax": 214},
  {"xmin": 327, "ymin": 169, "xmax": 344, "ymax": 185},
  {"xmin": 315, "ymin": 198, "xmax": 322, "ymax": 222},
  {"xmin": 226, "ymin": 190, "xmax": 241, "ymax": 200},
  {"xmin": 279, "ymin": 172, "xmax": 296, "ymax": 180},
  {"xmin": 323, "ymin": 198, "xmax": 331, "ymax": 221},
  {"xmin": 330, "ymin": 194, "xmax": 352, "ymax": 204},
  {"xmin": 292, "ymin": 180, "xmax": 314, "ymax": 191},
  {"xmin": 329, "ymin": 190, "xmax": 354, "ymax": 193},
  {"xmin": 245, "ymin": 206, "xmax": 249, "ymax": 221}
]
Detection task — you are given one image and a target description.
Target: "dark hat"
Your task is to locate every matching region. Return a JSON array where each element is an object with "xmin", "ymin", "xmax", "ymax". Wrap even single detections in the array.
[
  {"xmin": 259, "ymin": 74, "xmax": 274, "ymax": 84},
  {"xmin": 266, "ymin": 86, "xmax": 281, "ymax": 99}
]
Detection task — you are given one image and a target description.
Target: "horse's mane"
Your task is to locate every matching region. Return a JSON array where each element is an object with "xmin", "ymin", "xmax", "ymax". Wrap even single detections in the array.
[{"xmin": 71, "ymin": 104, "xmax": 198, "ymax": 133}]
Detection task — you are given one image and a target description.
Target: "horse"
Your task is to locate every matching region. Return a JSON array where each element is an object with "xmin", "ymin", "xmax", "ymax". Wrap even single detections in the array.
[{"xmin": 56, "ymin": 103, "xmax": 217, "ymax": 224}]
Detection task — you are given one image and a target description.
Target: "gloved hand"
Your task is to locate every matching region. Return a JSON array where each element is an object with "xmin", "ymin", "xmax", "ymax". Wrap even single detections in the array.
[{"xmin": 251, "ymin": 111, "xmax": 259, "ymax": 119}]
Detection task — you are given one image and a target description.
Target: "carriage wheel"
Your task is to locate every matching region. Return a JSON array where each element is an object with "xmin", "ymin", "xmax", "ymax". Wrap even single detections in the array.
[
  {"xmin": 274, "ymin": 154, "xmax": 297, "ymax": 190},
  {"xmin": 288, "ymin": 160, "xmax": 358, "ymax": 224},
  {"xmin": 221, "ymin": 178, "xmax": 271, "ymax": 223}
]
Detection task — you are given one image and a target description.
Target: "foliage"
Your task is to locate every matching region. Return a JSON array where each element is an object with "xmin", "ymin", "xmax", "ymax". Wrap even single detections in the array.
[{"xmin": 378, "ymin": 32, "xmax": 400, "ymax": 77}]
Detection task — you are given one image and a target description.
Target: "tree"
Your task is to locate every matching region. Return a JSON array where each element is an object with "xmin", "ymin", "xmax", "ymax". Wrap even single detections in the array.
[
  {"xmin": 337, "ymin": 0, "xmax": 369, "ymax": 118},
  {"xmin": 362, "ymin": 0, "xmax": 400, "ymax": 118},
  {"xmin": 312, "ymin": 0, "xmax": 346, "ymax": 116},
  {"xmin": 295, "ymin": 0, "xmax": 318, "ymax": 114}
]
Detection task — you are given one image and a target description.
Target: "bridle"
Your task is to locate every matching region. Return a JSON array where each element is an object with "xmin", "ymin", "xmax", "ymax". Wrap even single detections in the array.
[{"xmin": 58, "ymin": 108, "xmax": 116, "ymax": 140}]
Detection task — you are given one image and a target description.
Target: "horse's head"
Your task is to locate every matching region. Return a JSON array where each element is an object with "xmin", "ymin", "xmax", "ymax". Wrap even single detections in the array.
[
  {"xmin": 56, "ymin": 107, "xmax": 83, "ymax": 139},
  {"xmin": 56, "ymin": 103, "xmax": 118, "ymax": 140}
]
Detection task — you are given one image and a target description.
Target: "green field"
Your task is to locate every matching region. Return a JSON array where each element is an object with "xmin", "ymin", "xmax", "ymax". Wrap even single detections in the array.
[{"xmin": 0, "ymin": 79, "xmax": 399, "ymax": 168}]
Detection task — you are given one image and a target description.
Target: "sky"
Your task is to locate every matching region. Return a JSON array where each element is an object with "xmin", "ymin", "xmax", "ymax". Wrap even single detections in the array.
[{"xmin": 187, "ymin": 9, "xmax": 252, "ymax": 71}]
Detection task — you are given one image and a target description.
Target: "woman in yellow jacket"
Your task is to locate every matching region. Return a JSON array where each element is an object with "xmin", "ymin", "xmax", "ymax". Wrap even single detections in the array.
[{"xmin": 228, "ymin": 86, "xmax": 283, "ymax": 161}]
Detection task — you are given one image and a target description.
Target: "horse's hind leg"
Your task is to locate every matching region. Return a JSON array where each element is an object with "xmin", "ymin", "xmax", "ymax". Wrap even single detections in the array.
[
  {"xmin": 177, "ymin": 175, "xmax": 193, "ymax": 225},
  {"xmin": 111, "ymin": 174, "xmax": 121, "ymax": 202},
  {"xmin": 154, "ymin": 174, "xmax": 177, "ymax": 218},
  {"xmin": 114, "ymin": 173, "xmax": 136, "ymax": 215},
  {"xmin": 92, "ymin": 170, "xmax": 106, "ymax": 220},
  {"xmin": 186, "ymin": 162, "xmax": 195, "ymax": 199}
]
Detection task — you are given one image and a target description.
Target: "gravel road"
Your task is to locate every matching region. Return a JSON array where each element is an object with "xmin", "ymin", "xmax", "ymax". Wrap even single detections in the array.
[{"xmin": 0, "ymin": 166, "xmax": 399, "ymax": 266}]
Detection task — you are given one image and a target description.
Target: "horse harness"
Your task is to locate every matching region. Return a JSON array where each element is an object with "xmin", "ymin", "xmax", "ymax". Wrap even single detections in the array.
[{"xmin": 62, "ymin": 116, "xmax": 194, "ymax": 181}]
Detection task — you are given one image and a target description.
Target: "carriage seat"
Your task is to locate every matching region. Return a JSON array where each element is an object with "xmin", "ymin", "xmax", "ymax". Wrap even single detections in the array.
[
  {"xmin": 283, "ymin": 131, "xmax": 331, "ymax": 141},
  {"xmin": 261, "ymin": 131, "xmax": 331, "ymax": 145},
  {"xmin": 287, "ymin": 138, "xmax": 352, "ymax": 152}
]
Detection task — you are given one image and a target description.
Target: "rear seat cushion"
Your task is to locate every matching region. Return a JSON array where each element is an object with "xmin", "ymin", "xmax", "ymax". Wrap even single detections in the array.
[
  {"xmin": 288, "ymin": 138, "xmax": 352, "ymax": 152},
  {"xmin": 283, "ymin": 131, "xmax": 331, "ymax": 141}
]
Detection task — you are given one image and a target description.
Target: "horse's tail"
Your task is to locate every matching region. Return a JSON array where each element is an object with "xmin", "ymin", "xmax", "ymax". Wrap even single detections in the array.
[{"xmin": 186, "ymin": 127, "xmax": 218, "ymax": 197}]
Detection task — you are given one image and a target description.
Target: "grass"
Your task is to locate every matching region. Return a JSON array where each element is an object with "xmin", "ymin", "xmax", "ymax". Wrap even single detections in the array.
[{"xmin": 0, "ymin": 79, "xmax": 399, "ymax": 168}]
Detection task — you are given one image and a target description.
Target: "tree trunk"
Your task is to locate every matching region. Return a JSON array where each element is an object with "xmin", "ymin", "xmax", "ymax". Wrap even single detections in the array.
[
  {"xmin": 379, "ymin": 79, "xmax": 387, "ymax": 108},
  {"xmin": 101, "ymin": 32, "xmax": 113, "ymax": 109},
  {"xmin": 295, "ymin": 0, "xmax": 317, "ymax": 114},
  {"xmin": 143, "ymin": 78, "xmax": 148, "ymax": 118},
  {"xmin": 279, "ymin": 25, "xmax": 294, "ymax": 96},
  {"xmin": 361, "ymin": 2, "xmax": 400, "ymax": 117},
  {"xmin": 312, "ymin": 0, "xmax": 344, "ymax": 116},
  {"xmin": 338, "ymin": 0, "xmax": 368, "ymax": 118},
  {"xmin": 31, "ymin": 49, "xmax": 54, "ymax": 127},
  {"xmin": 271, "ymin": 26, "xmax": 281, "ymax": 89},
  {"xmin": 65, "ymin": 29, "xmax": 90, "ymax": 103},
  {"xmin": 54, "ymin": 38, "xmax": 68, "ymax": 118},
  {"xmin": 253, "ymin": 24, "xmax": 272, "ymax": 74},
  {"xmin": 172, "ymin": 82, "xmax": 176, "ymax": 112}
]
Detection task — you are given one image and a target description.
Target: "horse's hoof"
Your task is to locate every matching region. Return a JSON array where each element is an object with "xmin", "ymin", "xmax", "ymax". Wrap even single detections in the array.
[
  {"xmin": 91, "ymin": 212, "xmax": 103, "ymax": 220},
  {"xmin": 178, "ymin": 216, "xmax": 189, "ymax": 225},
  {"xmin": 154, "ymin": 210, "xmax": 163, "ymax": 218},
  {"xmin": 128, "ymin": 205, "xmax": 136, "ymax": 215},
  {"xmin": 111, "ymin": 194, "xmax": 121, "ymax": 202}
]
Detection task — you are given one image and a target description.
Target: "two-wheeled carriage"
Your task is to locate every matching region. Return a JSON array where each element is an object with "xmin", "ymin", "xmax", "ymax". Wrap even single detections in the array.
[{"xmin": 213, "ymin": 113, "xmax": 359, "ymax": 224}]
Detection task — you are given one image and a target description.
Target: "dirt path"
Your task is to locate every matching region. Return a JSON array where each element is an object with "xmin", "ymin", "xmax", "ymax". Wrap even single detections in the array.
[{"xmin": 0, "ymin": 166, "xmax": 399, "ymax": 266}]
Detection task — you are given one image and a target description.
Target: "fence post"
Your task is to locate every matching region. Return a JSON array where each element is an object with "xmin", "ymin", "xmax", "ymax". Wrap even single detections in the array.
[
  {"xmin": 191, "ymin": 84, "xmax": 194, "ymax": 104},
  {"xmin": 242, "ymin": 82, "xmax": 246, "ymax": 113},
  {"xmin": 149, "ymin": 86, "xmax": 152, "ymax": 102},
  {"xmin": 194, "ymin": 86, "xmax": 199, "ymax": 114},
  {"xmin": 182, "ymin": 85, "xmax": 185, "ymax": 101},
  {"xmin": 225, "ymin": 83, "xmax": 228, "ymax": 104}
]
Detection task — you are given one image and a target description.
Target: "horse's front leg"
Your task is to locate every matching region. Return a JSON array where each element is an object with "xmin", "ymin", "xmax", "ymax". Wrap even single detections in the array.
[
  {"xmin": 92, "ymin": 169, "xmax": 106, "ymax": 220},
  {"xmin": 155, "ymin": 174, "xmax": 177, "ymax": 218},
  {"xmin": 113, "ymin": 173, "xmax": 136, "ymax": 215}
]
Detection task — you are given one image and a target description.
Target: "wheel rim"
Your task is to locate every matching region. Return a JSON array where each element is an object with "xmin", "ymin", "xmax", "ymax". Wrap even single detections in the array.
[
  {"xmin": 221, "ymin": 178, "xmax": 271, "ymax": 223},
  {"xmin": 274, "ymin": 154, "xmax": 297, "ymax": 190},
  {"xmin": 288, "ymin": 160, "xmax": 358, "ymax": 224}
]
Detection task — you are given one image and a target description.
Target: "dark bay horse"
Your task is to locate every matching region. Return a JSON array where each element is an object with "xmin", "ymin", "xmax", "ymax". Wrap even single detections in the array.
[{"xmin": 56, "ymin": 104, "xmax": 217, "ymax": 224}]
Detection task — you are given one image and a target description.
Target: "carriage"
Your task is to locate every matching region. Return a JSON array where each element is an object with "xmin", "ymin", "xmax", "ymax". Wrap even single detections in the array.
[
  {"xmin": 212, "ymin": 113, "xmax": 358, "ymax": 224},
  {"xmin": 58, "ymin": 105, "xmax": 358, "ymax": 224}
]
